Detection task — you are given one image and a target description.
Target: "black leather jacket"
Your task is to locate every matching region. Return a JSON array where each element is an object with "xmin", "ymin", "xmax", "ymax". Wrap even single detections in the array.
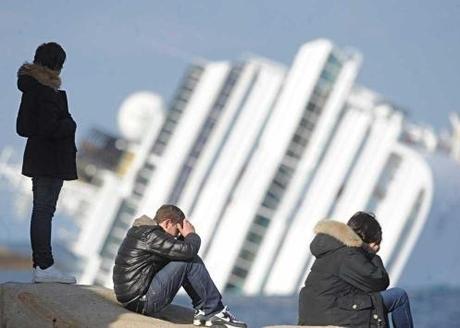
[{"xmin": 112, "ymin": 215, "xmax": 201, "ymax": 304}]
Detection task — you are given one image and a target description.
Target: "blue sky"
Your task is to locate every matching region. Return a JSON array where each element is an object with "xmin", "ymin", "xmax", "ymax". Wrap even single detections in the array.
[{"xmin": 1, "ymin": 1, "xmax": 460, "ymax": 153}]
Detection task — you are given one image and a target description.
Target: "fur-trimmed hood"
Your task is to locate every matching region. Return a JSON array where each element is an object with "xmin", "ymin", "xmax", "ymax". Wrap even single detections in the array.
[
  {"xmin": 310, "ymin": 220, "xmax": 363, "ymax": 257},
  {"xmin": 314, "ymin": 220, "xmax": 363, "ymax": 247},
  {"xmin": 17, "ymin": 62, "xmax": 61, "ymax": 91},
  {"xmin": 132, "ymin": 215, "xmax": 157, "ymax": 227}
]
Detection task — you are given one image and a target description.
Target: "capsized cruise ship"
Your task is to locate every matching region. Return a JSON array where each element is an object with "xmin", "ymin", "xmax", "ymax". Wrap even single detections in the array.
[{"xmin": 1, "ymin": 39, "xmax": 459, "ymax": 294}]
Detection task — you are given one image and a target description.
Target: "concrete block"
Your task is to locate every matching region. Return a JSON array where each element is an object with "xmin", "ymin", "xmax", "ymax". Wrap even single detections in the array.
[{"xmin": 0, "ymin": 282, "xmax": 195, "ymax": 328}]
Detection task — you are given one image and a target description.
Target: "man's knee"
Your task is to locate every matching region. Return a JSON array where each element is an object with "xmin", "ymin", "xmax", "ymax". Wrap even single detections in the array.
[
  {"xmin": 192, "ymin": 255, "xmax": 204, "ymax": 264},
  {"xmin": 166, "ymin": 260, "xmax": 191, "ymax": 271},
  {"xmin": 392, "ymin": 287, "xmax": 409, "ymax": 303},
  {"xmin": 165, "ymin": 256, "xmax": 205, "ymax": 274}
]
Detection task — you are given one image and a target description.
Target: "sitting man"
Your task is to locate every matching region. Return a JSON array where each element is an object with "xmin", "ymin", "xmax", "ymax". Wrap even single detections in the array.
[{"xmin": 113, "ymin": 204, "xmax": 247, "ymax": 328}]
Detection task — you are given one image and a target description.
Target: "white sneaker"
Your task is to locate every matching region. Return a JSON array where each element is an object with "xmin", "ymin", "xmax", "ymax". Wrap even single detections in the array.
[
  {"xmin": 193, "ymin": 309, "xmax": 206, "ymax": 326},
  {"xmin": 205, "ymin": 306, "xmax": 247, "ymax": 328},
  {"xmin": 32, "ymin": 265, "xmax": 77, "ymax": 284}
]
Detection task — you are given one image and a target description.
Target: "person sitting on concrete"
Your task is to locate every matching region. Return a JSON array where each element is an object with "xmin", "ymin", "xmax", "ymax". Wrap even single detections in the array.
[
  {"xmin": 16, "ymin": 42, "xmax": 78, "ymax": 284},
  {"xmin": 298, "ymin": 211, "xmax": 414, "ymax": 328},
  {"xmin": 112, "ymin": 204, "xmax": 247, "ymax": 328}
]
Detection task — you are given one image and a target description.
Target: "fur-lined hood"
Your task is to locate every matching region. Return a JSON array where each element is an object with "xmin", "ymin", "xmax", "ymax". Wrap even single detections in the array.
[
  {"xmin": 132, "ymin": 215, "xmax": 157, "ymax": 227},
  {"xmin": 17, "ymin": 62, "xmax": 61, "ymax": 91},
  {"xmin": 310, "ymin": 220, "xmax": 363, "ymax": 257},
  {"xmin": 314, "ymin": 220, "xmax": 363, "ymax": 247}
]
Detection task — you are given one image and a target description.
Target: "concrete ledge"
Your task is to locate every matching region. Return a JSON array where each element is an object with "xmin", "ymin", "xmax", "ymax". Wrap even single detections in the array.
[{"xmin": 0, "ymin": 282, "xmax": 195, "ymax": 327}]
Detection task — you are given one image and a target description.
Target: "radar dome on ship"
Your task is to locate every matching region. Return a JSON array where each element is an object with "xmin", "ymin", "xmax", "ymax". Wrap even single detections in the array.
[{"xmin": 117, "ymin": 92, "xmax": 165, "ymax": 142}]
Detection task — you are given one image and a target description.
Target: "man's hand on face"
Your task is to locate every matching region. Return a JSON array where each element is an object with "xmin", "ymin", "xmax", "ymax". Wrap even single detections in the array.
[{"xmin": 177, "ymin": 219, "xmax": 195, "ymax": 237}]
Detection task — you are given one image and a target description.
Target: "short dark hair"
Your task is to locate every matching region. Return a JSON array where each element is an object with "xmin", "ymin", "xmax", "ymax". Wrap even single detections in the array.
[
  {"xmin": 33, "ymin": 42, "xmax": 66, "ymax": 71},
  {"xmin": 153, "ymin": 204, "xmax": 185, "ymax": 225},
  {"xmin": 347, "ymin": 211, "xmax": 382, "ymax": 244}
]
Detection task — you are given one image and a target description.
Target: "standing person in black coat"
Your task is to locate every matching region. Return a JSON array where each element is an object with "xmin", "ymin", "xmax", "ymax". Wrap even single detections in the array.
[
  {"xmin": 16, "ymin": 42, "xmax": 77, "ymax": 284},
  {"xmin": 113, "ymin": 204, "xmax": 247, "ymax": 328},
  {"xmin": 298, "ymin": 212, "xmax": 414, "ymax": 328}
]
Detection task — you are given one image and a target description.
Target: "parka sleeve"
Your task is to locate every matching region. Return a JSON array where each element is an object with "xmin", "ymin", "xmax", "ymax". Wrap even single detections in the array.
[
  {"xmin": 339, "ymin": 249, "xmax": 390, "ymax": 293},
  {"xmin": 16, "ymin": 92, "xmax": 37, "ymax": 137},
  {"xmin": 145, "ymin": 232, "xmax": 201, "ymax": 261}
]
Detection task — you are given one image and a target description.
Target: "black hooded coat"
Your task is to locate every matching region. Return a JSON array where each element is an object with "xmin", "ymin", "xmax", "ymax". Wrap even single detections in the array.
[
  {"xmin": 16, "ymin": 63, "xmax": 77, "ymax": 180},
  {"xmin": 298, "ymin": 220, "xmax": 390, "ymax": 327}
]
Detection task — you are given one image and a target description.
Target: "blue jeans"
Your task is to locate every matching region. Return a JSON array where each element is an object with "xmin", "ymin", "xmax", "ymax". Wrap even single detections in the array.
[
  {"xmin": 380, "ymin": 287, "xmax": 414, "ymax": 328},
  {"xmin": 30, "ymin": 176, "xmax": 63, "ymax": 269},
  {"xmin": 142, "ymin": 256, "xmax": 224, "ymax": 318}
]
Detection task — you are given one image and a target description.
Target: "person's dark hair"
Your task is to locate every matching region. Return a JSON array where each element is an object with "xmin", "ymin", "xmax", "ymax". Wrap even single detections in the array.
[
  {"xmin": 347, "ymin": 211, "xmax": 382, "ymax": 244},
  {"xmin": 153, "ymin": 204, "xmax": 185, "ymax": 225},
  {"xmin": 33, "ymin": 42, "xmax": 66, "ymax": 71}
]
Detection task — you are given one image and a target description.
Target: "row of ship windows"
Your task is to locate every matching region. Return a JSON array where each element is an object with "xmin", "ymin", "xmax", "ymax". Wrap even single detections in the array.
[
  {"xmin": 154, "ymin": 62, "xmax": 240, "ymax": 158},
  {"xmin": 367, "ymin": 153, "xmax": 402, "ymax": 213},
  {"xmin": 114, "ymin": 162, "xmax": 157, "ymax": 235},
  {"xmin": 227, "ymin": 213, "xmax": 277, "ymax": 288},
  {"xmin": 264, "ymin": 92, "xmax": 327, "ymax": 198},
  {"xmin": 283, "ymin": 79, "xmax": 331, "ymax": 162},
  {"xmin": 385, "ymin": 189, "xmax": 425, "ymax": 272},
  {"xmin": 168, "ymin": 66, "xmax": 243, "ymax": 203},
  {"xmin": 226, "ymin": 52, "xmax": 344, "ymax": 291},
  {"xmin": 151, "ymin": 66, "xmax": 205, "ymax": 155},
  {"xmin": 98, "ymin": 202, "xmax": 137, "ymax": 259}
]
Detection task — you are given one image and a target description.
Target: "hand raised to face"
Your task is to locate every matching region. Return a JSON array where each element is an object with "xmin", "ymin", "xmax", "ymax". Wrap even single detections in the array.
[
  {"xmin": 363, "ymin": 242, "xmax": 380, "ymax": 254},
  {"xmin": 177, "ymin": 219, "xmax": 195, "ymax": 237}
]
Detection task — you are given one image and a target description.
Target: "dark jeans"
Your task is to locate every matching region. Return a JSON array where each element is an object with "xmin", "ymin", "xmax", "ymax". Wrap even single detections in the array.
[
  {"xmin": 380, "ymin": 287, "xmax": 414, "ymax": 328},
  {"xmin": 30, "ymin": 176, "xmax": 63, "ymax": 269},
  {"xmin": 141, "ymin": 256, "xmax": 224, "ymax": 318}
]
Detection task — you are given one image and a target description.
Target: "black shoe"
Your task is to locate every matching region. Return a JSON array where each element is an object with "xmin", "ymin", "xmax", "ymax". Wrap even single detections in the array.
[
  {"xmin": 205, "ymin": 306, "xmax": 247, "ymax": 328},
  {"xmin": 193, "ymin": 309, "xmax": 206, "ymax": 326}
]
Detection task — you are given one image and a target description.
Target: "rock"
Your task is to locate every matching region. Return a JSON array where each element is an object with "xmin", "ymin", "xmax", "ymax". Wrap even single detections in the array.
[{"xmin": 0, "ymin": 282, "xmax": 195, "ymax": 328}]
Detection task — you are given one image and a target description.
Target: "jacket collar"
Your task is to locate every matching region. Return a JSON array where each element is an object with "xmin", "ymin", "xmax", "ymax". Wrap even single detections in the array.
[
  {"xmin": 17, "ymin": 62, "xmax": 61, "ymax": 90},
  {"xmin": 132, "ymin": 215, "xmax": 157, "ymax": 227},
  {"xmin": 314, "ymin": 219, "xmax": 363, "ymax": 247}
]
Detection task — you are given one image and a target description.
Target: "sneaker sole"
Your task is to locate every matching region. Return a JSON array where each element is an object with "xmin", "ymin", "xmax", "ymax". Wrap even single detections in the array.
[
  {"xmin": 205, "ymin": 321, "xmax": 246, "ymax": 328},
  {"xmin": 193, "ymin": 319, "xmax": 206, "ymax": 326},
  {"xmin": 208, "ymin": 324, "xmax": 246, "ymax": 328}
]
